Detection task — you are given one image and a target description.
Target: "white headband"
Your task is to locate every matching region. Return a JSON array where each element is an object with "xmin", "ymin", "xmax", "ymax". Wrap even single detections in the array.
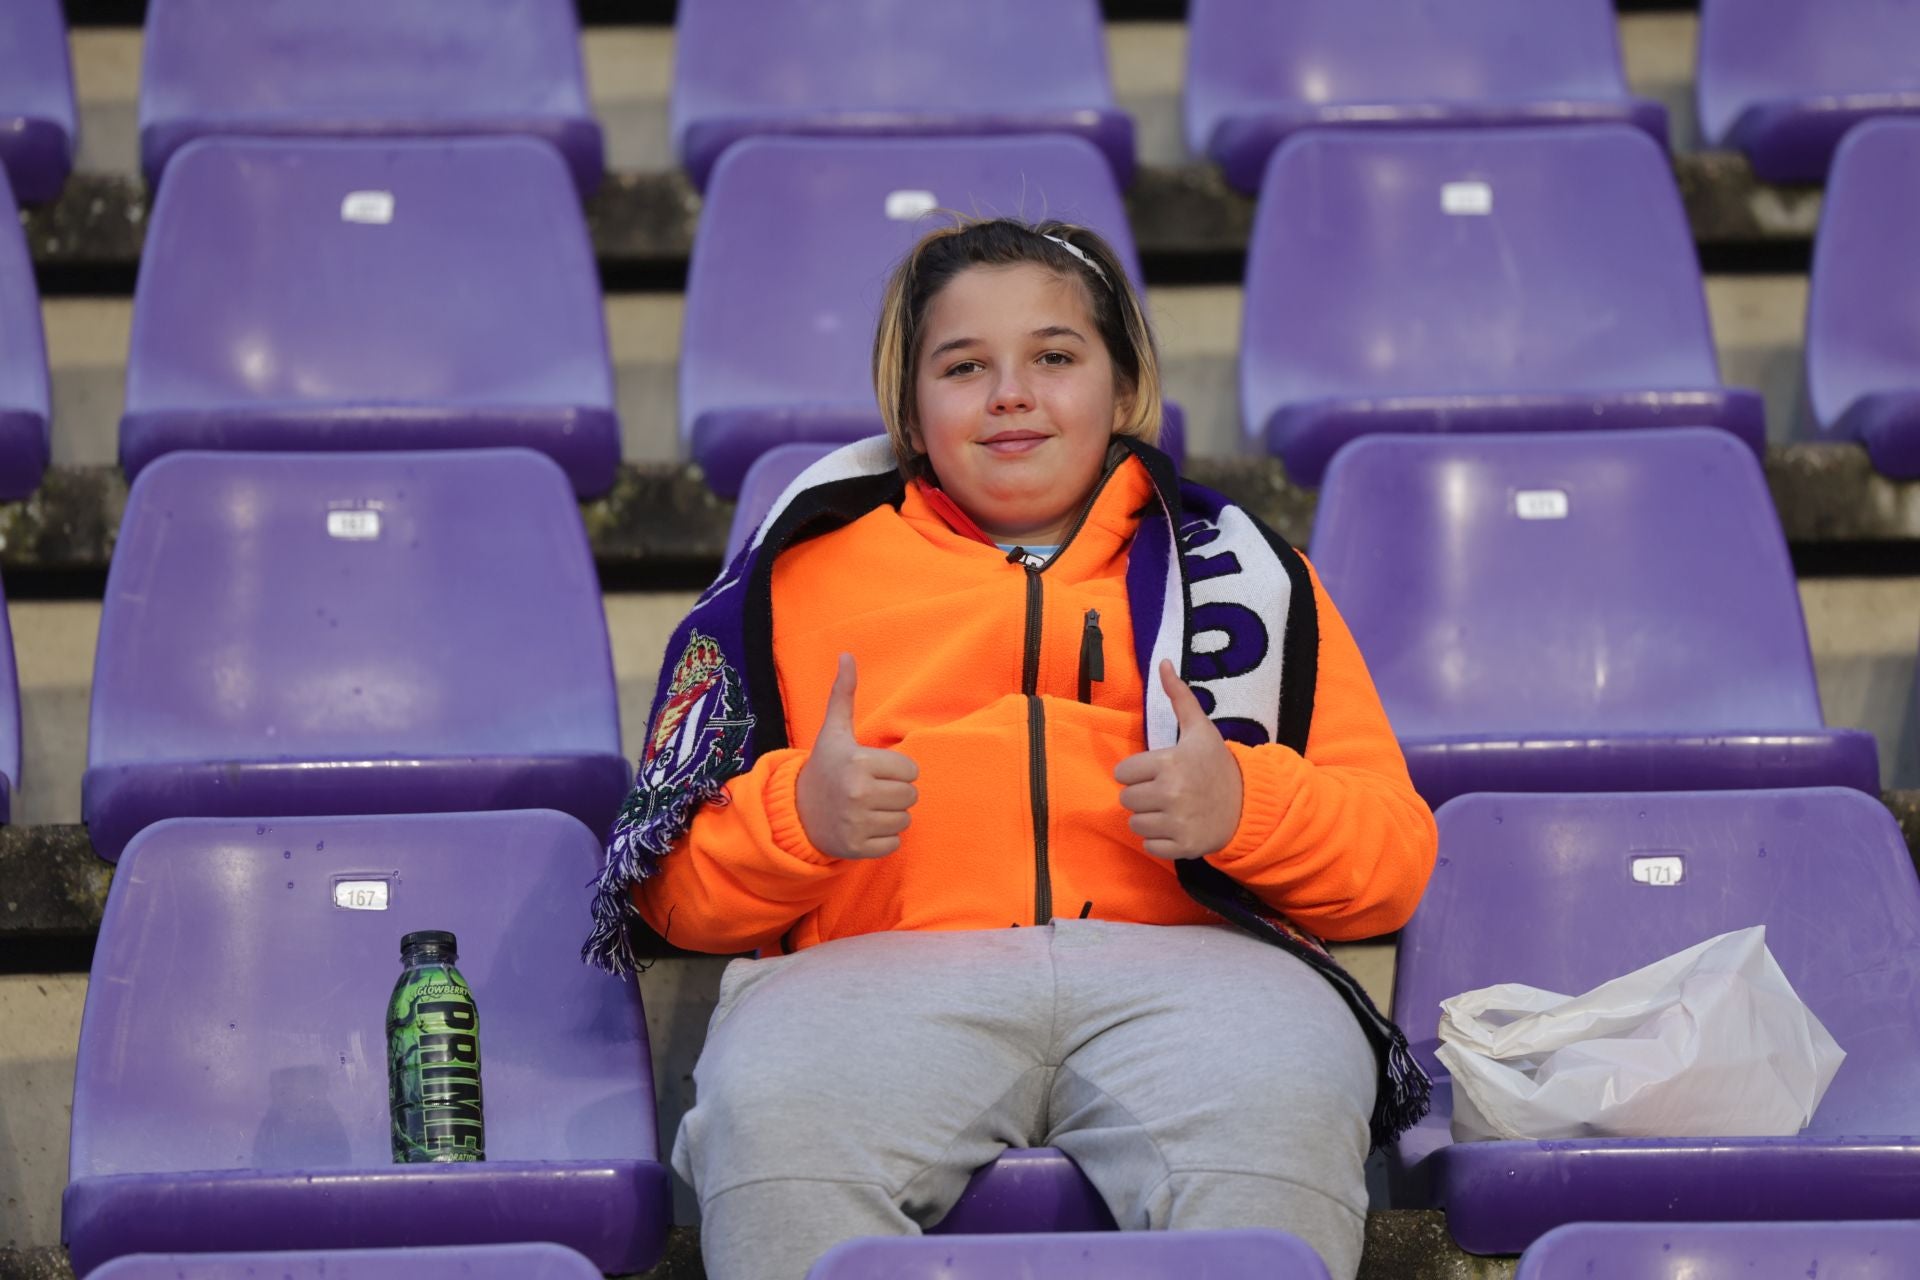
[{"xmin": 1042, "ymin": 233, "xmax": 1108, "ymax": 286}]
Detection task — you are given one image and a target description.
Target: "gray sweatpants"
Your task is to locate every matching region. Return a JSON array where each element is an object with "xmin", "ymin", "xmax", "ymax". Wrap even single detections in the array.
[{"xmin": 673, "ymin": 919, "xmax": 1377, "ymax": 1280}]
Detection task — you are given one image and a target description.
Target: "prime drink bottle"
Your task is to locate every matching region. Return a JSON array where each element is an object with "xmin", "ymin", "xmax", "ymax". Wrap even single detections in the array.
[{"xmin": 387, "ymin": 929, "xmax": 485, "ymax": 1162}]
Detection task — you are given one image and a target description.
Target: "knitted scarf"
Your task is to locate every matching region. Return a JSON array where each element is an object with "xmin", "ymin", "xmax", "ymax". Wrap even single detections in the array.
[{"xmin": 584, "ymin": 435, "xmax": 1430, "ymax": 1149}]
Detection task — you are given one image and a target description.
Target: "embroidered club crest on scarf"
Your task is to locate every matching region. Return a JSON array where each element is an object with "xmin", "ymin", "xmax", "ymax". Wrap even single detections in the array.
[{"xmin": 643, "ymin": 632, "xmax": 753, "ymax": 793}]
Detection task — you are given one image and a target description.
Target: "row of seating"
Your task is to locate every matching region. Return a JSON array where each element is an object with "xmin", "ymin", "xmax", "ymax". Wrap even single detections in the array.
[
  {"xmin": 63, "ymin": 782, "xmax": 1920, "ymax": 1272},
  {"xmin": 11, "ymin": 0, "xmax": 1920, "ymax": 207},
  {"xmin": 733, "ymin": 428, "xmax": 1879, "ymax": 811},
  {"xmin": 71, "ymin": 1220, "xmax": 1920, "ymax": 1278},
  {"xmin": 8, "ymin": 423, "xmax": 1882, "ymax": 859},
  {"xmin": 7, "ymin": 116, "xmax": 1920, "ymax": 508}
]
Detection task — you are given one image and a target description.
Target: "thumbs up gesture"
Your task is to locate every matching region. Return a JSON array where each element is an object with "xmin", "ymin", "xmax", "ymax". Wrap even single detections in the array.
[
  {"xmin": 796, "ymin": 654, "xmax": 921, "ymax": 860},
  {"xmin": 1114, "ymin": 661, "xmax": 1244, "ymax": 860}
]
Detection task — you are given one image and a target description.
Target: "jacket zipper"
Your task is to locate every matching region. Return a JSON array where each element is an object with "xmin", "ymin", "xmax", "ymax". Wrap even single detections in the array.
[
  {"xmin": 1009, "ymin": 449, "xmax": 1128, "ymax": 927},
  {"xmin": 1015, "ymin": 560, "xmax": 1052, "ymax": 925},
  {"xmin": 1078, "ymin": 609, "xmax": 1104, "ymax": 703}
]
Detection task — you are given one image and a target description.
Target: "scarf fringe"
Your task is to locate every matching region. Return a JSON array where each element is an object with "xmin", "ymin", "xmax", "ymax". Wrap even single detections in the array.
[
  {"xmin": 582, "ymin": 778, "xmax": 731, "ymax": 975},
  {"xmin": 1178, "ymin": 862, "xmax": 1432, "ymax": 1151}
]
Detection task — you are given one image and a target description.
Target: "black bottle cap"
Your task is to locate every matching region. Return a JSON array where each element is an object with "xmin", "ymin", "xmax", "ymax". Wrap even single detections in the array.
[{"xmin": 400, "ymin": 930, "xmax": 458, "ymax": 959}]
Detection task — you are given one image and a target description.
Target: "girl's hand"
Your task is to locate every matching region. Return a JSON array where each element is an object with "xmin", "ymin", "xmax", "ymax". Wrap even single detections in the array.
[
  {"xmin": 1114, "ymin": 661, "xmax": 1243, "ymax": 860},
  {"xmin": 797, "ymin": 654, "xmax": 920, "ymax": 859}
]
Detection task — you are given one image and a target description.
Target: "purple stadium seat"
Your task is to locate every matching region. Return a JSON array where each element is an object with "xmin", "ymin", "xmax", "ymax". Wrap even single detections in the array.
[
  {"xmin": 810, "ymin": 1229, "xmax": 1329, "ymax": 1279},
  {"xmin": 63, "ymin": 811, "xmax": 670, "ymax": 1277},
  {"xmin": 1391, "ymin": 788, "xmax": 1920, "ymax": 1255},
  {"xmin": 0, "ymin": 0, "xmax": 76, "ymax": 204},
  {"xmin": 92, "ymin": 1243, "xmax": 605, "ymax": 1279},
  {"xmin": 685, "ymin": 136, "xmax": 1180, "ymax": 497},
  {"xmin": 1515, "ymin": 1221, "xmax": 1920, "ymax": 1279},
  {"xmin": 1311, "ymin": 431, "xmax": 1879, "ymax": 805},
  {"xmin": 931, "ymin": 1147, "xmax": 1117, "ymax": 1236},
  {"xmin": 0, "ymin": 567, "xmax": 20, "ymax": 824},
  {"xmin": 1185, "ymin": 0, "xmax": 1666, "ymax": 194},
  {"xmin": 138, "ymin": 0, "xmax": 602, "ymax": 194},
  {"xmin": 725, "ymin": 444, "xmax": 836, "ymax": 564},
  {"xmin": 1697, "ymin": 0, "xmax": 1920, "ymax": 183},
  {"xmin": 1244, "ymin": 126, "xmax": 1764, "ymax": 485},
  {"xmin": 121, "ymin": 137, "xmax": 619, "ymax": 495},
  {"xmin": 82, "ymin": 450, "xmax": 628, "ymax": 862},
  {"xmin": 0, "ymin": 168, "xmax": 51, "ymax": 502},
  {"xmin": 670, "ymin": 0, "xmax": 1132, "ymax": 191},
  {"xmin": 1806, "ymin": 119, "xmax": 1920, "ymax": 477}
]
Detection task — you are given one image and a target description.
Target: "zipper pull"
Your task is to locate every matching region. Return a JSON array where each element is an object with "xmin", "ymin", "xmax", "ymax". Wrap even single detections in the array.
[{"xmin": 1078, "ymin": 608, "xmax": 1105, "ymax": 703}]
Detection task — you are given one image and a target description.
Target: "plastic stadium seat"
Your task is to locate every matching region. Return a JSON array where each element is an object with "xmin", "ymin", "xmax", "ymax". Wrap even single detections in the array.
[
  {"xmin": 811, "ymin": 1229, "xmax": 1328, "ymax": 1279},
  {"xmin": 1806, "ymin": 118, "xmax": 1920, "ymax": 477},
  {"xmin": 64, "ymin": 811, "xmax": 670, "ymax": 1277},
  {"xmin": 1185, "ymin": 0, "xmax": 1666, "ymax": 194},
  {"xmin": 685, "ymin": 136, "xmax": 1180, "ymax": 497},
  {"xmin": 1244, "ymin": 127, "xmax": 1764, "ymax": 485},
  {"xmin": 1311, "ymin": 431, "xmax": 1879, "ymax": 806},
  {"xmin": 121, "ymin": 138, "xmax": 619, "ymax": 495},
  {"xmin": 725, "ymin": 444, "xmax": 837, "ymax": 564},
  {"xmin": 1515, "ymin": 1221, "xmax": 1920, "ymax": 1279},
  {"xmin": 670, "ymin": 0, "xmax": 1132, "ymax": 191},
  {"xmin": 138, "ymin": 0, "xmax": 602, "ymax": 193},
  {"xmin": 0, "ymin": 567, "xmax": 23, "ymax": 824},
  {"xmin": 92, "ymin": 1243, "xmax": 603, "ymax": 1279},
  {"xmin": 1392, "ymin": 789, "xmax": 1920, "ymax": 1254},
  {"xmin": 1697, "ymin": 0, "xmax": 1920, "ymax": 183},
  {"xmin": 0, "ymin": 168, "xmax": 51, "ymax": 501},
  {"xmin": 82, "ymin": 450, "xmax": 628, "ymax": 862},
  {"xmin": 0, "ymin": 0, "xmax": 77, "ymax": 204},
  {"xmin": 930, "ymin": 1148, "xmax": 1117, "ymax": 1236}
]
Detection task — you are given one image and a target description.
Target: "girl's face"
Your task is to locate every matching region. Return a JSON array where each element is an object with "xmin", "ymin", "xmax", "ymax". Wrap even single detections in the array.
[{"xmin": 910, "ymin": 263, "xmax": 1129, "ymax": 547}]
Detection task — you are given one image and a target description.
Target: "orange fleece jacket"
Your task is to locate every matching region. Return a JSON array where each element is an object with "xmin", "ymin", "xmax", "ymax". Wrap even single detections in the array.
[{"xmin": 635, "ymin": 455, "xmax": 1436, "ymax": 956}]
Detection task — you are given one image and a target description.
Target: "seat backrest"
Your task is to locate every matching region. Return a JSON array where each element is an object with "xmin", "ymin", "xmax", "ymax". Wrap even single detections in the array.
[
  {"xmin": 127, "ymin": 137, "xmax": 611, "ymax": 422},
  {"xmin": 1396, "ymin": 788, "xmax": 1920, "ymax": 1148},
  {"xmin": 71, "ymin": 811, "xmax": 655, "ymax": 1178},
  {"xmin": 1697, "ymin": 0, "xmax": 1920, "ymax": 146},
  {"xmin": 810, "ymin": 1230, "xmax": 1330, "ymax": 1279},
  {"xmin": 88, "ymin": 449, "xmax": 619, "ymax": 768},
  {"xmin": 726, "ymin": 444, "xmax": 840, "ymax": 564},
  {"xmin": 1516, "ymin": 1220, "xmax": 1920, "ymax": 1280},
  {"xmin": 1241, "ymin": 126, "xmax": 1720, "ymax": 446},
  {"xmin": 92, "ymin": 1243, "xmax": 605, "ymax": 1279},
  {"xmin": 1311, "ymin": 430, "xmax": 1823, "ymax": 740},
  {"xmin": 669, "ymin": 0, "xmax": 1123, "ymax": 185},
  {"xmin": 0, "ymin": 0, "xmax": 77, "ymax": 201},
  {"xmin": 1807, "ymin": 117, "xmax": 1920, "ymax": 429},
  {"xmin": 138, "ymin": 0, "xmax": 600, "ymax": 188},
  {"xmin": 1185, "ymin": 0, "xmax": 1635, "ymax": 157},
  {"xmin": 0, "ymin": 162, "xmax": 50, "ymax": 482},
  {"xmin": 682, "ymin": 134, "xmax": 1141, "ymax": 450}
]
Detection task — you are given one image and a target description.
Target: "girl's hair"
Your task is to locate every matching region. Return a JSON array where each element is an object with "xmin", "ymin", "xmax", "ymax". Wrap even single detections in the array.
[{"xmin": 871, "ymin": 217, "xmax": 1164, "ymax": 478}]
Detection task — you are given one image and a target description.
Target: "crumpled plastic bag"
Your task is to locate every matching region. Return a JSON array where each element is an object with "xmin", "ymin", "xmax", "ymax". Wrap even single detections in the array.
[{"xmin": 1436, "ymin": 926, "xmax": 1845, "ymax": 1142}]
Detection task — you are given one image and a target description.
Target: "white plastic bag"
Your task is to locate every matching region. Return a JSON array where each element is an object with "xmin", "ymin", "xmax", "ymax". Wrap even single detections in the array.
[{"xmin": 1436, "ymin": 926, "xmax": 1845, "ymax": 1142}]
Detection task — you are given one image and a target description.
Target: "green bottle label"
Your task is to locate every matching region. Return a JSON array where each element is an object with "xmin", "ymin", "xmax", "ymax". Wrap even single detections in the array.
[{"xmin": 387, "ymin": 963, "xmax": 485, "ymax": 1163}]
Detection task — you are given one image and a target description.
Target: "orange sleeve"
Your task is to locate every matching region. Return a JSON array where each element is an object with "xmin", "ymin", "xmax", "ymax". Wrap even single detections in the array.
[
  {"xmin": 630, "ymin": 747, "xmax": 851, "ymax": 954},
  {"xmin": 1203, "ymin": 558, "xmax": 1438, "ymax": 941}
]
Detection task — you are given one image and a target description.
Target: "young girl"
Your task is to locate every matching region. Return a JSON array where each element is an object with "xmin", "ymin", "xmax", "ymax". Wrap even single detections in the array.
[{"xmin": 587, "ymin": 218, "xmax": 1437, "ymax": 1280}]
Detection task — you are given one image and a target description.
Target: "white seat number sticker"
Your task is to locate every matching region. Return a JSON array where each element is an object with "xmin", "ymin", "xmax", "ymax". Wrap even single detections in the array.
[
  {"xmin": 884, "ymin": 189, "xmax": 938, "ymax": 221},
  {"xmin": 1631, "ymin": 855, "xmax": 1685, "ymax": 887},
  {"xmin": 1441, "ymin": 181, "xmax": 1493, "ymax": 216},
  {"xmin": 327, "ymin": 510, "xmax": 381, "ymax": 540},
  {"xmin": 1515, "ymin": 490, "xmax": 1569, "ymax": 520},
  {"xmin": 333, "ymin": 879, "xmax": 391, "ymax": 910},
  {"xmin": 341, "ymin": 190, "xmax": 395, "ymax": 225}
]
